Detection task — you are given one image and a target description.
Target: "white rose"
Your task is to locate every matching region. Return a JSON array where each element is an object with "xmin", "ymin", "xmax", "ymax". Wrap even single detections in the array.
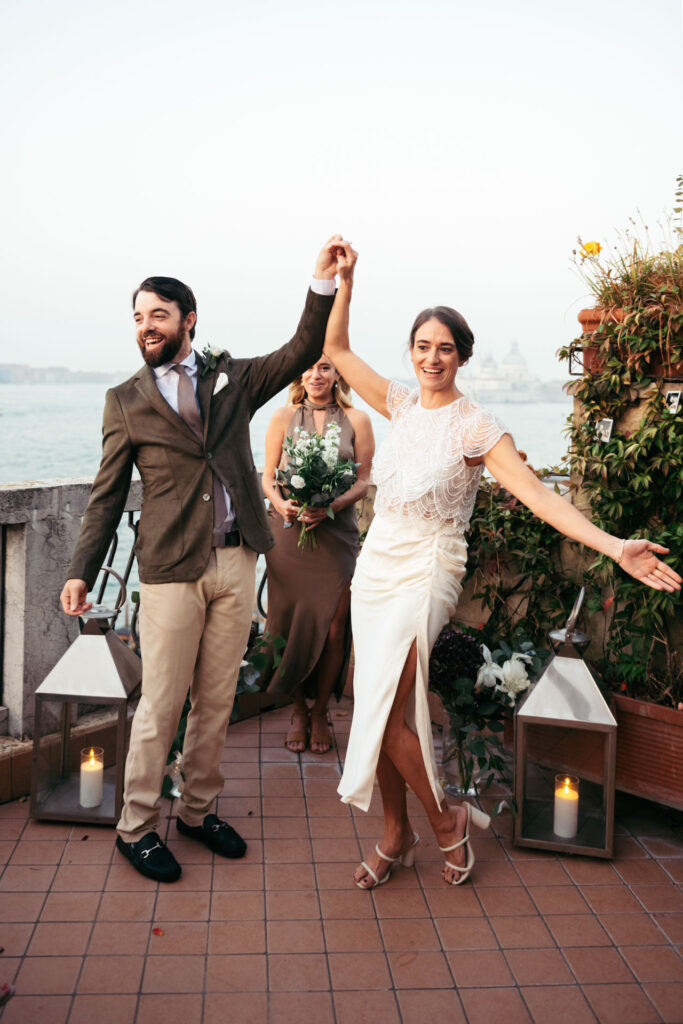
[
  {"xmin": 290, "ymin": 475, "xmax": 306, "ymax": 489},
  {"xmin": 499, "ymin": 654, "xmax": 531, "ymax": 697}
]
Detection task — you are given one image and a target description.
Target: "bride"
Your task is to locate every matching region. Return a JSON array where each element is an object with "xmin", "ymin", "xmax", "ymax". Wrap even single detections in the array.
[{"xmin": 322, "ymin": 238, "xmax": 681, "ymax": 888}]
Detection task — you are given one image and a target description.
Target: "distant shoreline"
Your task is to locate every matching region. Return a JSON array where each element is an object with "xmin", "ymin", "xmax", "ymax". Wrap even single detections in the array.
[{"xmin": 0, "ymin": 365, "xmax": 130, "ymax": 385}]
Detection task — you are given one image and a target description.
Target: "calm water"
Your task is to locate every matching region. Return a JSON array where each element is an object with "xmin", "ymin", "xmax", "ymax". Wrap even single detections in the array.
[
  {"xmin": 0, "ymin": 382, "xmax": 573, "ymax": 485},
  {"xmin": 0, "ymin": 382, "xmax": 573, "ymax": 605}
]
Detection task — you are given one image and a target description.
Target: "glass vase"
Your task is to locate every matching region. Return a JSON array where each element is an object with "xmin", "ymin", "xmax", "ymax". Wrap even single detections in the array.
[{"xmin": 441, "ymin": 714, "xmax": 479, "ymax": 797}]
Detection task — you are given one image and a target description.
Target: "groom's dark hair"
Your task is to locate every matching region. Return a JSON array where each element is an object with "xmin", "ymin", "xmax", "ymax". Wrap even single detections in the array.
[
  {"xmin": 133, "ymin": 276, "xmax": 198, "ymax": 340},
  {"xmin": 409, "ymin": 306, "xmax": 474, "ymax": 365}
]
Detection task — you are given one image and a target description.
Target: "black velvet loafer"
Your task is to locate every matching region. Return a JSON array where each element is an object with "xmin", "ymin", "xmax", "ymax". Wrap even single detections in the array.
[
  {"xmin": 115, "ymin": 831, "xmax": 182, "ymax": 883},
  {"xmin": 176, "ymin": 813, "xmax": 247, "ymax": 858}
]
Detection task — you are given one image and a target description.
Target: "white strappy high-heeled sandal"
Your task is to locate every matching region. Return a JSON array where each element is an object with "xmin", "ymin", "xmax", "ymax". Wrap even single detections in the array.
[
  {"xmin": 355, "ymin": 831, "xmax": 420, "ymax": 889},
  {"xmin": 439, "ymin": 804, "xmax": 491, "ymax": 886}
]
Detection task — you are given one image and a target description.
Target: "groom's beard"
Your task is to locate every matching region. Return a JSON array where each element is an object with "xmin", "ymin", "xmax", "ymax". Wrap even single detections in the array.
[{"xmin": 137, "ymin": 327, "xmax": 185, "ymax": 368}]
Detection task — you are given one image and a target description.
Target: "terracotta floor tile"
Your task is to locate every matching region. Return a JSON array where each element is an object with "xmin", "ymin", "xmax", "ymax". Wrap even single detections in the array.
[
  {"xmin": 261, "ymin": 762, "xmax": 302, "ymax": 777},
  {"xmin": 265, "ymin": 862, "xmax": 316, "ymax": 890},
  {"xmin": 20, "ymin": 822, "xmax": 71, "ymax": 840},
  {"xmin": 324, "ymin": 917, "xmax": 383, "ymax": 952},
  {"xmin": 563, "ymin": 945, "xmax": 634, "ymax": 983},
  {"xmin": 652, "ymin": 913, "xmax": 683, "ymax": 943},
  {"xmin": 477, "ymin": 886, "xmax": 538, "ymax": 916},
  {"xmin": 210, "ymin": 891, "xmax": 265, "ymax": 920},
  {"xmin": 333, "ymin": 989, "xmax": 400, "ymax": 1024},
  {"xmin": 268, "ymin": 952, "xmax": 331, "ymax": 990},
  {"xmin": 51, "ymin": 863, "xmax": 109, "ymax": 891},
  {"xmin": 643, "ymin": 982, "xmax": 683, "ymax": 1023},
  {"xmin": 521, "ymin": 985, "xmax": 595, "ymax": 1024},
  {"xmin": 582, "ymin": 982, "xmax": 660, "ymax": 1024},
  {"xmin": 308, "ymin": 817, "xmax": 355, "ymax": 838},
  {"xmin": 149, "ymin": 921, "xmax": 208, "ymax": 955},
  {"xmin": 0, "ymin": 822, "xmax": 23, "ymax": 841},
  {"xmin": 459, "ymin": 986, "xmax": 532, "ymax": 1024},
  {"xmin": 160, "ymin": 838, "xmax": 214, "ymax": 864},
  {"xmin": 312, "ymin": 837, "xmax": 361, "ymax": 862},
  {"xmin": 218, "ymin": 761, "xmax": 259, "ymax": 779},
  {"xmin": 141, "ymin": 954, "xmax": 205, "ymax": 993},
  {"xmin": 68, "ymin": 994, "xmax": 137, "ymax": 1024},
  {"xmin": 97, "ymin": 891, "xmax": 156, "ymax": 921},
  {"xmin": 78, "ymin": 954, "xmax": 143, "ymax": 993},
  {"xmin": 203, "ymin": 992, "xmax": 268, "ymax": 1024},
  {"xmin": 352, "ymin": 815, "xmax": 390, "ymax": 838},
  {"xmin": 640, "ymin": 836, "xmax": 683, "ymax": 857},
  {"xmin": 600, "ymin": 912, "xmax": 669, "ymax": 946},
  {"xmin": 634, "ymin": 884, "xmax": 683, "ymax": 913},
  {"xmin": 622, "ymin": 945, "xmax": 683, "ymax": 982},
  {"xmin": 491, "ymin": 915, "xmax": 555, "ymax": 949},
  {"xmin": 205, "ymin": 954, "xmax": 267, "ymax": 991},
  {"xmin": 260, "ymin": 779, "xmax": 303, "ymax": 797},
  {"xmin": 206, "ymin": 919, "xmax": 265, "ymax": 954},
  {"xmin": 513, "ymin": 860, "xmax": 571, "ymax": 886},
  {"xmin": 0, "ymin": 921, "xmax": 33, "ymax": 955},
  {"xmin": 304, "ymin": 779, "xmax": 344, "ymax": 797},
  {"xmin": 88, "ymin": 920, "xmax": 150, "ymax": 955},
  {"xmin": 267, "ymin": 918, "xmax": 325, "ymax": 953},
  {"xmin": 9, "ymin": 840, "xmax": 65, "ymax": 865},
  {"xmin": 262, "ymin": 817, "xmax": 308, "ymax": 838},
  {"xmin": 387, "ymin": 950, "xmax": 453, "ymax": 988},
  {"xmin": 220, "ymin": 747, "xmax": 259, "ymax": 762},
  {"xmin": 0, "ymin": 865, "xmax": 56, "ymax": 890},
  {"xmin": 27, "ymin": 920, "xmax": 91, "ymax": 955},
  {"xmin": 0, "ymin": 995, "xmax": 71, "ymax": 1024},
  {"xmin": 318, "ymin": 889, "xmax": 375, "ymax": 919},
  {"xmin": 380, "ymin": 917, "xmax": 441, "ymax": 951},
  {"xmin": 434, "ymin": 914, "xmax": 498, "ymax": 951},
  {"xmin": 662, "ymin": 860, "xmax": 683, "ymax": 883},
  {"xmin": 263, "ymin": 837, "xmax": 312, "ymax": 862},
  {"xmin": 470, "ymin": 860, "xmax": 521, "ymax": 886},
  {"xmin": 166, "ymin": 863, "xmax": 213, "ymax": 892},
  {"xmin": 136, "ymin": 993, "xmax": 203, "ymax": 1024},
  {"xmin": 306, "ymin": 797, "xmax": 349, "ymax": 817},
  {"xmin": 469, "ymin": 836, "xmax": 508, "ymax": 861},
  {"xmin": 260, "ymin": 748, "xmax": 300, "ymax": 764},
  {"xmin": 423, "ymin": 885, "xmax": 483, "ymax": 917},
  {"xmin": 265, "ymin": 889, "xmax": 320, "ymax": 920},
  {"xmin": 505, "ymin": 947, "xmax": 574, "ymax": 985},
  {"xmin": 613, "ymin": 836, "xmax": 649, "ymax": 859},
  {"xmin": 371, "ymin": 889, "xmax": 428, "ymax": 918},
  {"xmin": 262, "ymin": 797, "xmax": 306, "ymax": 818},
  {"xmin": 615, "ymin": 859, "xmax": 671, "ymax": 884},
  {"xmin": 316, "ymin": 861, "xmax": 368, "ymax": 890},
  {"xmin": 266, "ymin": 991, "xmax": 334, "ymax": 1024},
  {"xmin": 560, "ymin": 858, "xmax": 620, "ymax": 883},
  {"xmin": 212, "ymin": 862, "xmax": 264, "ymax": 890},
  {"xmin": 154, "ymin": 891, "xmax": 211, "ymax": 921},
  {"xmin": 104, "ymin": 864, "xmax": 159, "ymax": 892},
  {"xmin": 40, "ymin": 891, "xmax": 99, "ymax": 922},
  {"xmin": 448, "ymin": 949, "xmax": 514, "ymax": 987},
  {"xmin": 61, "ymin": 840, "xmax": 114, "ymax": 865},
  {"xmin": 545, "ymin": 913, "xmax": 610, "ymax": 947},
  {"xmin": 16, "ymin": 955, "xmax": 82, "ymax": 994},
  {"xmin": 328, "ymin": 951, "xmax": 392, "ymax": 990},
  {"xmin": 0, "ymin": 891, "xmax": 44, "ymax": 921},
  {"xmin": 526, "ymin": 884, "xmax": 588, "ymax": 915},
  {"xmin": 396, "ymin": 988, "xmax": 466, "ymax": 1024}
]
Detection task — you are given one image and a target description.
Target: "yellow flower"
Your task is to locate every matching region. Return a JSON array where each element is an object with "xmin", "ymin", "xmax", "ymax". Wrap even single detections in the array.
[{"xmin": 581, "ymin": 240, "xmax": 602, "ymax": 257}]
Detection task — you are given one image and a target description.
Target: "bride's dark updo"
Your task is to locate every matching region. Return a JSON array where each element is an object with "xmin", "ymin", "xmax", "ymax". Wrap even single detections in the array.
[{"xmin": 409, "ymin": 306, "xmax": 474, "ymax": 365}]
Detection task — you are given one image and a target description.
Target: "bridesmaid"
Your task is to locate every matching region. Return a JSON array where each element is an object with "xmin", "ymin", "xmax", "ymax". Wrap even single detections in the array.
[
  {"xmin": 322, "ymin": 239, "xmax": 681, "ymax": 888},
  {"xmin": 260, "ymin": 356, "xmax": 374, "ymax": 753}
]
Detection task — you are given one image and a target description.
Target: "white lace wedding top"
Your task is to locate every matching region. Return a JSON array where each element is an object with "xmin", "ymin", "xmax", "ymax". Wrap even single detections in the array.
[{"xmin": 372, "ymin": 381, "xmax": 508, "ymax": 532}]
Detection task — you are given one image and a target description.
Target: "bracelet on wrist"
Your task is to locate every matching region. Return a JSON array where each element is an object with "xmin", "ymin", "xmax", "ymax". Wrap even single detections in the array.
[{"xmin": 615, "ymin": 538, "xmax": 626, "ymax": 565}]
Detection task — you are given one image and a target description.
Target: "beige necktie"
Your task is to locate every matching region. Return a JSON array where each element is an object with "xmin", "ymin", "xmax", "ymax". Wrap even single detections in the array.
[{"xmin": 172, "ymin": 365, "xmax": 230, "ymax": 532}]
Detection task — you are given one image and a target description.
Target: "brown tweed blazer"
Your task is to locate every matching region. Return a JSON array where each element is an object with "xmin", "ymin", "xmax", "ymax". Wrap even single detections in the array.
[{"xmin": 69, "ymin": 288, "xmax": 334, "ymax": 586}]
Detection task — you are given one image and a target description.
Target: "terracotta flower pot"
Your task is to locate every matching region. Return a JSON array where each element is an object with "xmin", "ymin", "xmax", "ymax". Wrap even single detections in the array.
[
  {"xmin": 577, "ymin": 307, "xmax": 683, "ymax": 378},
  {"xmin": 612, "ymin": 694, "xmax": 683, "ymax": 811}
]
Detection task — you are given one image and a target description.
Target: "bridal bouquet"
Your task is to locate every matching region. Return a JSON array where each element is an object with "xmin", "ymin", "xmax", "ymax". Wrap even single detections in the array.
[{"xmin": 275, "ymin": 421, "xmax": 357, "ymax": 550}]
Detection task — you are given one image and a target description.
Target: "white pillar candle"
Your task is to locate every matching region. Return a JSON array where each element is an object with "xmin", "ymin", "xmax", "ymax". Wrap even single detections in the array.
[
  {"xmin": 553, "ymin": 774, "xmax": 579, "ymax": 839},
  {"xmin": 80, "ymin": 747, "xmax": 103, "ymax": 808}
]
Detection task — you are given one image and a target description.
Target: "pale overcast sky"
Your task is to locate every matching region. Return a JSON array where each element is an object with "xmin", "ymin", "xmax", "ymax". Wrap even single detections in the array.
[{"xmin": 1, "ymin": 0, "xmax": 681, "ymax": 380}]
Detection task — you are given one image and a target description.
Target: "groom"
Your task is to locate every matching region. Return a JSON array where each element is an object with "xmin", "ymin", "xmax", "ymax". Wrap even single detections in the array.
[{"xmin": 60, "ymin": 237, "xmax": 341, "ymax": 882}]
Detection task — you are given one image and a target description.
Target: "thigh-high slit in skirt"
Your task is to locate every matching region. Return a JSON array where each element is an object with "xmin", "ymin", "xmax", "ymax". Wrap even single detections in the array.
[{"xmin": 337, "ymin": 513, "xmax": 468, "ymax": 812}]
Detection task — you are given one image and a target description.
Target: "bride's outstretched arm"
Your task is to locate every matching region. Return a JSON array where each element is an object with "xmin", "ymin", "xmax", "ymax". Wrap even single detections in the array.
[
  {"xmin": 323, "ymin": 242, "xmax": 392, "ymax": 419},
  {"xmin": 484, "ymin": 433, "xmax": 682, "ymax": 593}
]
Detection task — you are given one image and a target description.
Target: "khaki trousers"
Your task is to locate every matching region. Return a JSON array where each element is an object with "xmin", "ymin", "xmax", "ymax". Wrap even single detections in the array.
[{"xmin": 117, "ymin": 543, "xmax": 257, "ymax": 842}]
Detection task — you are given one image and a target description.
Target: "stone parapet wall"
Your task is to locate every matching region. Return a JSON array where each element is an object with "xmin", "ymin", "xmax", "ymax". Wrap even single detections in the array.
[{"xmin": 0, "ymin": 479, "xmax": 142, "ymax": 738}]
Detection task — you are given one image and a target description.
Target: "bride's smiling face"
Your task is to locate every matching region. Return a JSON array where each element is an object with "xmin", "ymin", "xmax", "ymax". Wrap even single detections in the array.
[{"xmin": 410, "ymin": 318, "xmax": 460, "ymax": 393}]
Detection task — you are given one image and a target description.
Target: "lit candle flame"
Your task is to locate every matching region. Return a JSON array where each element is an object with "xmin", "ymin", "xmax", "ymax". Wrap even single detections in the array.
[{"xmin": 89, "ymin": 748, "xmax": 96, "ymax": 766}]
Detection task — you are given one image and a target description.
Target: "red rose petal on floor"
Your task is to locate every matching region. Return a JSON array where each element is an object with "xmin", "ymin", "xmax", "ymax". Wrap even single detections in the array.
[{"xmin": 152, "ymin": 927, "xmax": 164, "ymax": 936}]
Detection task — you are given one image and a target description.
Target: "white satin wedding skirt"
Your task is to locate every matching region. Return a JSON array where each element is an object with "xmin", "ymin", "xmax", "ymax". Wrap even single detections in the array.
[{"xmin": 338, "ymin": 512, "xmax": 468, "ymax": 812}]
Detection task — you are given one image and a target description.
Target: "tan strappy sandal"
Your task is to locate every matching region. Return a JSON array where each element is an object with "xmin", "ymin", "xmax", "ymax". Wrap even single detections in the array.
[
  {"xmin": 355, "ymin": 832, "xmax": 420, "ymax": 889},
  {"xmin": 284, "ymin": 709, "xmax": 309, "ymax": 753},
  {"xmin": 309, "ymin": 710, "xmax": 333, "ymax": 754}
]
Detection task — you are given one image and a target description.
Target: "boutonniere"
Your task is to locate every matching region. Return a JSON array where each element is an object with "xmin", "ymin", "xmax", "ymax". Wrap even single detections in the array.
[{"xmin": 201, "ymin": 345, "xmax": 222, "ymax": 377}]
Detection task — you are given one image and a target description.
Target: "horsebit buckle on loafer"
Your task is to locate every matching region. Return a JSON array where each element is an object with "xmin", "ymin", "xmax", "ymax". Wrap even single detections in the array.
[{"xmin": 140, "ymin": 842, "xmax": 163, "ymax": 859}]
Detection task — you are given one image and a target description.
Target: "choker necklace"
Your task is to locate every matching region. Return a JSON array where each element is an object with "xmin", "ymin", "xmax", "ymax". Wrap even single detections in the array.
[{"xmin": 302, "ymin": 398, "xmax": 338, "ymax": 411}]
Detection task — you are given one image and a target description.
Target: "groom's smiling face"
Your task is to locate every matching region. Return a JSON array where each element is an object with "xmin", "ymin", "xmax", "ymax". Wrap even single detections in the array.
[{"xmin": 134, "ymin": 291, "xmax": 195, "ymax": 368}]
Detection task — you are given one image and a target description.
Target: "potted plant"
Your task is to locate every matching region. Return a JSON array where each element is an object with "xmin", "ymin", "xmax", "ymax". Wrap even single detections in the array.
[{"xmin": 428, "ymin": 627, "xmax": 547, "ymax": 811}]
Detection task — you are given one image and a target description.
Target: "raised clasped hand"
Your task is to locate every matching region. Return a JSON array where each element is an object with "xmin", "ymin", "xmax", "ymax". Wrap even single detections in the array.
[{"xmin": 620, "ymin": 540, "xmax": 682, "ymax": 592}]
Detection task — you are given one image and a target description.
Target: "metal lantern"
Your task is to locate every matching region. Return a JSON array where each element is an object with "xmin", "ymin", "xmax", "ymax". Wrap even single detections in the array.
[
  {"xmin": 513, "ymin": 589, "xmax": 617, "ymax": 858},
  {"xmin": 30, "ymin": 619, "xmax": 141, "ymax": 825}
]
